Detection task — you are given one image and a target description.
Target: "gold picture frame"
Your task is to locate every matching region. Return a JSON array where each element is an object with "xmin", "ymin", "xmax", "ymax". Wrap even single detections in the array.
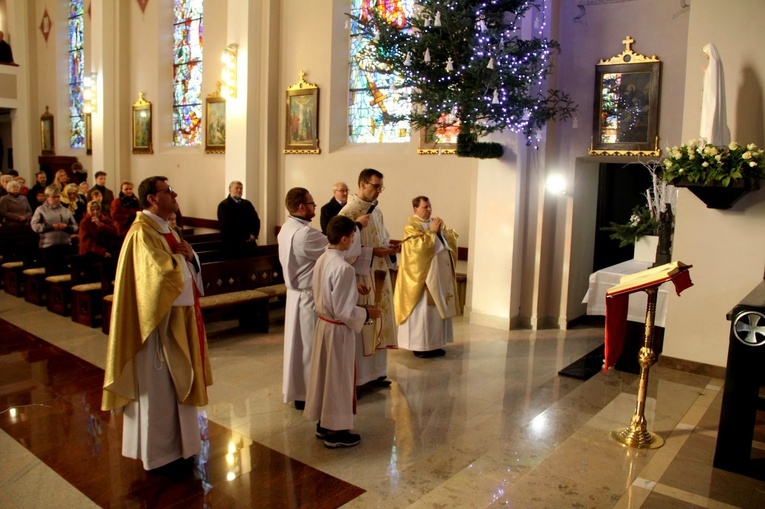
[
  {"xmin": 132, "ymin": 92, "xmax": 153, "ymax": 154},
  {"xmin": 40, "ymin": 106, "xmax": 55, "ymax": 155},
  {"xmin": 205, "ymin": 93, "xmax": 226, "ymax": 154},
  {"xmin": 284, "ymin": 71, "xmax": 320, "ymax": 155},
  {"xmin": 589, "ymin": 36, "xmax": 661, "ymax": 157},
  {"xmin": 85, "ymin": 113, "xmax": 92, "ymax": 155},
  {"xmin": 417, "ymin": 113, "xmax": 460, "ymax": 155}
]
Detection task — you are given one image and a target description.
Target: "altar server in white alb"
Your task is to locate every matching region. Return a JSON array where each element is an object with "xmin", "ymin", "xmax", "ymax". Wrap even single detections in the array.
[
  {"xmin": 394, "ymin": 196, "xmax": 460, "ymax": 358},
  {"xmin": 278, "ymin": 187, "xmax": 370, "ymax": 410},
  {"xmin": 305, "ymin": 215, "xmax": 380, "ymax": 448}
]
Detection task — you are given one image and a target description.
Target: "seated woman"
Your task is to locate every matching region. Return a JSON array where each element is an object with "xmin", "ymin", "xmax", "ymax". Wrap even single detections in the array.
[
  {"xmin": 52, "ymin": 169, "xmax": 70, "ymax": 193},
  {"xmin": 0, "ymin": 179, "xmax": 33, "ymax": 229},
  {"xmin": 61, "ymin": 183, "xmax": 87, "ymax": 224},
  {"xmin": 79, "ymin": 201, "xmax": 118, "ymax": 259},
  {"xmin": 110, "ymin": 180, "xmax": 140, "ymax": 236},
  {"xmin": 31, "ymin": 185, "xmax": 78, "ymax": 270},
  {"xmin": 86, "ymin": 188, "xmax": 109, "ymax": 217},
  {"xmin": 78, "ymin": 181, "xmax": 90, "ymax": 200}
]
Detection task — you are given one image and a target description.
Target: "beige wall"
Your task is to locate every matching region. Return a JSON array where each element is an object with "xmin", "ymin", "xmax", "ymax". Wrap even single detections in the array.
[{"xmin": 665, "ymin": 0, "xmax": 765, "ymax": 367}]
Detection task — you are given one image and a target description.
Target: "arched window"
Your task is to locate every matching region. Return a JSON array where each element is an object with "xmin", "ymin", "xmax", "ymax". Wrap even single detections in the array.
[
  {"xmin": 68, "ymin": 0, "xmax": 85, "ymax": 148},
  {"xmin": 348, "ymin": 0, "xmax": 412, "ymax": 144},
  {"xmin": 172, "ymin": 0, "xmax": 204, "ymax": 146}
]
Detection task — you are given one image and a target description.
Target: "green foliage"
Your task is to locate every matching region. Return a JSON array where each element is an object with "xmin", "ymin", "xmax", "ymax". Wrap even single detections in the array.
[
  {"xmin": 456, "ymin": 133, "xmax": 504, "ymax": 158},
  {"xmin": 349, "ymin": 0, "xmax": 577, "ymax": 158},
  {"xmin": 601, "ymin": 206, "xmax": 658, "ymax": 248},
  {"xmin": 662, "ymin": 140, "xmax": 765, "ymax": 186}
]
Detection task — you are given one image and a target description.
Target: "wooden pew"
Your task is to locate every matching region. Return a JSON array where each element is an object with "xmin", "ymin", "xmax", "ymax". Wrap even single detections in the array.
[{"xmin": 198, "ymin": 246, "xmax": 285, "ymax": 332}]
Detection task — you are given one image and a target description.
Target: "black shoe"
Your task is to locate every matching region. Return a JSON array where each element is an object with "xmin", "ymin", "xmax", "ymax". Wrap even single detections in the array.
[
  {"xmin": 294, "ymin": 400, "xmax": 305, "ymax": 410},
  {"xmin": 414, "ymin": 349, "xmax": 446, "ymax": 358},
  {"xmin": 324, "ymin": 430, "xmax": 361, "ymax": 448},
  {"xmin": 316, "ymin": 422, "xmax": 329, "ymax": 439},
  {"xmin": 370, "ymin": 376, "xmax": 392, "ymax": 387}
]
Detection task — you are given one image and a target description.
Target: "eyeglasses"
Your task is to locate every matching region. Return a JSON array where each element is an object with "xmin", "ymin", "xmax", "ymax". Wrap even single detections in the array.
[
  {"xmin": 157, "ymin": 186, "xmax": 175, "ymax": 195},
  {"xmin": 365, "ymin": 182, "xmax": 385, "ymax": 191},
  {"xmin": 334, "ymin": 189, "xmax": 349, "ymax": 193},
  {"xmin": 303, "ymin": 202, "xmax": 316, "ymax": 206}
]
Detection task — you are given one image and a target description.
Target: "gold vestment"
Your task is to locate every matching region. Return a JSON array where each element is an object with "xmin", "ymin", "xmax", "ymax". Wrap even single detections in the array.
[
  {"xmin": 394, "ymin": 215, "xmax": 459, "ymax": 325},
  {"xmin": 102, "ymin": 213, "xmax": 212, "ymax": 411}
]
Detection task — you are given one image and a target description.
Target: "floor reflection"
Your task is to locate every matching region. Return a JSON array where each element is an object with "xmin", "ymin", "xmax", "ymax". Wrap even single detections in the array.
[{"xmin": 0, "ymin": 318, "xmax": 364, "ymax": 508}]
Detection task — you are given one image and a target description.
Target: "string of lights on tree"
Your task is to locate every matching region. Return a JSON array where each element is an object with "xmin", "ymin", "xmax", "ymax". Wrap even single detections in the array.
[{"xmin": 349, "ymin": 0, "xmax": 577, "ymax": 158}]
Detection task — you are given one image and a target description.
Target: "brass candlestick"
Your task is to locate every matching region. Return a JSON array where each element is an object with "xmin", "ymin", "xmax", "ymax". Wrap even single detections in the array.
[{"xmin": 611, "ymin": 287, "xmax": 665, "ymax": 449}]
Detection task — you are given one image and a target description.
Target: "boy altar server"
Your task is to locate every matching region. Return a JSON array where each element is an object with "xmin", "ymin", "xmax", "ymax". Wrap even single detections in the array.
[{"xmin": 304, "ymin": 216, "xmax": 380, "ymax": 448}]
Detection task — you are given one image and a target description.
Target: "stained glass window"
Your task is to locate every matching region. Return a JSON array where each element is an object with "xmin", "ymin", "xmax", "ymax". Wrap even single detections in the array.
[
  {"xmin": 68, "ymin": 0, "xmax": 85, "ymax": 148},
  {"xmin": 172, "ymin": 0, "xmax": 204, "ymax": 146},
  {"xmin": 348, "ymin": 0, "xmax": 412, "ymax": 143}
]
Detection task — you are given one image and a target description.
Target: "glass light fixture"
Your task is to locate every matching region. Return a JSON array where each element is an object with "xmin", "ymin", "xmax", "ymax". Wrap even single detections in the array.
[{"xmin": 221, "ymin": 43, "xmax": 238, "ymax": 99}]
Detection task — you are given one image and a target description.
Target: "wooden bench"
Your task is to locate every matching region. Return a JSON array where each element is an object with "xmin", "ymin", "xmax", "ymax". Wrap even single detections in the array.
[
  {"xmin": 1, "ymin": 231, "xmax": 39, "ymax": 296},
  {"xmin": 199, "ymin": 247, "xmax": 285, "ymax": 332}
]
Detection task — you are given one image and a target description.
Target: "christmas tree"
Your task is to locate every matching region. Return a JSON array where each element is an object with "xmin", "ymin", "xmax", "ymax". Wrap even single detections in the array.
[{"xmin": 350, "ymin": 0, "xmax": 576, "ymax": 158}]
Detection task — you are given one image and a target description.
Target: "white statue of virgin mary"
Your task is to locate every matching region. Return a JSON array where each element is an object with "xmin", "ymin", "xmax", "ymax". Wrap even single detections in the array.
[{"xmin": 700, "ymin": 43, "xmax": 730, "ymax": 146}]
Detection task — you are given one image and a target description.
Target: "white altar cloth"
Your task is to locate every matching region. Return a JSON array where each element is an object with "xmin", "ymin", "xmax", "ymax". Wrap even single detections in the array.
[{"xmin": 582, "ymin": 259, "xmax": 669, "ymax": 327}]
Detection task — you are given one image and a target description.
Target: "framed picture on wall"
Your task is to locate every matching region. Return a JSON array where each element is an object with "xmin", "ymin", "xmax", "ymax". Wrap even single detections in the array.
[
  {"xmin": 589, "ymin": 36, "xmax": 662, "ymax": 157},
  {"xmin": 284, "ymin": 71, "xmax": 320, "ymax": 154},
  {"xmin": 40, "ymin": 106, "xmax": 55, "ymax": 156},
  {"xmin": 132, "ymin": 92, "xmax": 153, "ymax": 154},
  {"xmin": 205, "ymin": 94, "xmax": 226, "ymax": 154},
  {"xmin": 417, "ymin": 113, "xmax": 460, "ymax": 155},
  {"xmin": 85, "ymin": 113, "xmax": 92, "ymax": 155}
]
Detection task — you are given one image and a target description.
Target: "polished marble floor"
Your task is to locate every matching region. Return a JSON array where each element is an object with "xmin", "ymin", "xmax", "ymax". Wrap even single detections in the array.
[{"xmin": 1, "ymin": 289, "xmax": 765, "ymax": 508}]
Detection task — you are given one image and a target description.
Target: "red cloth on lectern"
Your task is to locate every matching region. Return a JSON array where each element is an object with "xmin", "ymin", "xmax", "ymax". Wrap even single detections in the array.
[{"xmin": 603, "ymin": 264, "xmax": 693, "ymax": 372}]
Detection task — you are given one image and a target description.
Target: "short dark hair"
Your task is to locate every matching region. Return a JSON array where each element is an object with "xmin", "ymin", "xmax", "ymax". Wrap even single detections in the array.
[
  {"xmin": 326, "ymin": 215, "xmax": 356, "ymax": 244},
  {"xmin": 358, "ymin": 168, "xmax": 383, "ymax": 187},
  {"xmin": 7, "ymin": 169, "xmax": 19, "ymax": 176},
  {"xmin": 94, "ymin": 171, "xmax": 107, "ymax": 178},
  {"xmin": 71, "ymin": 162, "xmax": 83, "ymax": 172},
  {"xmin": 138, "ymin": 176, "xmax": 168, "ymax": 208},
  {"xmin": 412, "ymin": 195, "xmax": 429, "ymax": 209},
  {"xmin": 285, "ymin": 187, "xmax": 310, "ymax": 214}
]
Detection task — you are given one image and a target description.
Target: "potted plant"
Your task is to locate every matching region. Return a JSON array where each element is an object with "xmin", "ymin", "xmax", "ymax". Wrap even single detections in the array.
[{"xmin": 662, "ymin": 140, "xmax": 765, "ymax": 209}]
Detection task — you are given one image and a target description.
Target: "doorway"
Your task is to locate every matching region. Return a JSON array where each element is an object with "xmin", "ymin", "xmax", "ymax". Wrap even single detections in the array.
[{"xmin": 592, "ymin": 162, "xmax": 654, "ymax": 272}]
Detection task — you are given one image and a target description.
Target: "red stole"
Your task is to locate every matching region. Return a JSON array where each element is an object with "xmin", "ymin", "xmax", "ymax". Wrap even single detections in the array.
[{"xmin": 161, "ymin": 231, "xmax": 208, "ymax": 385}]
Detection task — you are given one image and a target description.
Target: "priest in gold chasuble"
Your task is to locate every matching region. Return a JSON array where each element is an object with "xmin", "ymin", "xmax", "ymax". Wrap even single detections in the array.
[
  {"xmin": 102, "ymin": 177, "xmax": 211, "ymax": 471},
  {"xmin": 394, "ymin": 196, "xmax": 459, "ymax": 358}
]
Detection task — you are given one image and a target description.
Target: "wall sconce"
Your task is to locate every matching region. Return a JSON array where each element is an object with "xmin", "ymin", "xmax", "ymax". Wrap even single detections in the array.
[
  {"xmin": 221, "ymin": 43, "xmax": 238, "ymax": 99},
  {"xmin": 546, "ymin": 173, "xmax": 569, "ymax": 196},
  {"xmin": 83, "ymin": 72, "xmax": 97, "ymax": 113}
]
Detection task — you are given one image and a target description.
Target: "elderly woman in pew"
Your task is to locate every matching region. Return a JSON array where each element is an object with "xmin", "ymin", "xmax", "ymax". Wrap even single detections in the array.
[
  {"xmin": 79, "ymin": 201, "xmax": 118, "ymax": 259},
  {"xmin": 0, "ymin": 179, "xmax": 33, "ymax": 229},
  {"xmin": 31, "ymin": 185, "xmax": 77, "ymax": 268},
  {"xmin": 62, "ymin": 183, "xmax": 87, "ymax": 224}
]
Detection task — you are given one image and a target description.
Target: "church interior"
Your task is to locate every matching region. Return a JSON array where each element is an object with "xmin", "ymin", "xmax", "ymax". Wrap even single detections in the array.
[{"xmin": 2, "ymin": 0, "xmax": 765, "ymax": 507}]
